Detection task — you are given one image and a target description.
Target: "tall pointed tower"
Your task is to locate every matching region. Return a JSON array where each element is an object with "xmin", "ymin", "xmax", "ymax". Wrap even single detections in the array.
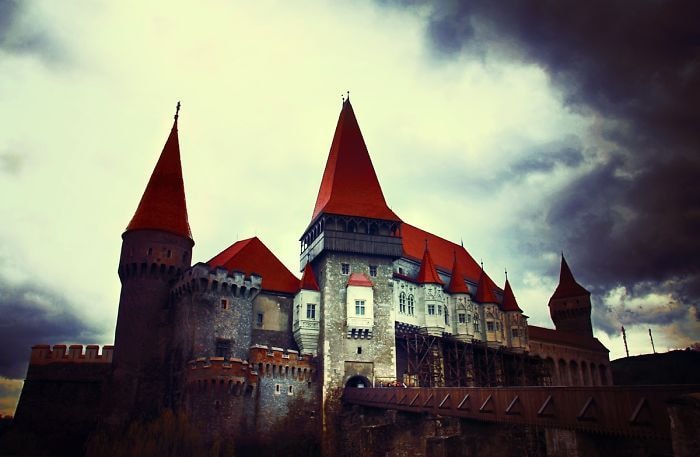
[
  {"xmin": 110, "ymin": 104, "xmax": 194, "ymax": 423},
  {"xmin": 548, "ymin": 255, "xmax": 593, "ymax": 337},
  {"xmin": 300, "ymin": 98, "xmax": 402, "ymax": 449}
]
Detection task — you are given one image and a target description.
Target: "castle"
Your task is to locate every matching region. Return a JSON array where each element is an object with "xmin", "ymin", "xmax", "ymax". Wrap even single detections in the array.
[{"xmin": 12, "ymin": 98, "xmax": 611, "ymax": 455}]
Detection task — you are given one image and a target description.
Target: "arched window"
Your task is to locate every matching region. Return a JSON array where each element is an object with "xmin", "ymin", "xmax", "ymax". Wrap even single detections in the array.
[
  {"xmin": 444, "ymin": 306, "xmax": 449, "ymax": 325},
  {"xmin": 407, "ymin": 295, "xmax": 415, "ymax": 315},
  {"xmin": 399, "ymin": 292, "xmax": 406, "ymax": 313},
  {"xmin": 473, "ymin": 314, "xmax": 479, "ymax": 332}
]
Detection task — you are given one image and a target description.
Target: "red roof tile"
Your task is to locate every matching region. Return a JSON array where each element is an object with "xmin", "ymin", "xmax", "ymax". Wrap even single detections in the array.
[
  {"xmin": 310, "ymin": 99, "xmax": 401, "ymax": 223},
  {"xmin": 401, "ymin": 223, "xmax": 499, "ymax": 293},
  {"xmin": 475, "ymin": 270, "xmax": 499, "ymax": 304},
  {"xmin": 446, "ymin": 252, "xmax": 470, "ymax": 294},
  {"xmin": 551, "ymin": 255, "xmax": 590, "ymax": 300},
  {"xmin": 347, "ymin": 272, "xmax": 373, "ymax": 287},
  {"xmin": 501, "ymin": 279, "xmax": 522, "ymax": 312},
  {"xmin": 300, "ymin": 263, "xmax": 320, "ymax": 291},
  {"xmin": 416, "ymin": 244, "xmax": 444, "ymax": 284},
  {"xmin": 126, "ymin": 116, "xmax": 192, "ymax": 240},
  {"xmin": 528, "ymin": 325, "xmax": 608, "ymax": 352},
  {"xmin": 208, "ymin": 237, "xmax": 299, "ymax": 294}
]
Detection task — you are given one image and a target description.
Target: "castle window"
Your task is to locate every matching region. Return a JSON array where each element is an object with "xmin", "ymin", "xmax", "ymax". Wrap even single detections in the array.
[
  {"xmin": 512, "ymin": 328, "xmax": 520, "ymax": 338},
  {"xmin": 427, "ymin": 304, "xmax": 435, "ymax": 315},
  {"xmin": 341, "ymin": 263, "xmax": 350, "ymax": 275},
  {"xmin": 215, "ymin": 338, "xmax": 231, "ymax": 358},
  {"xmin": 399, "ymin": 267, "xmax": 404, "ymax": 275},
  {"xmin": 147, "ymin": 247, "xmax": 152, "ymax": 256},
  {"xmin": 438, "ymin": 304, "xmax": 442, "ymax": 315},
  {"xmin": 257, "ymin": 313, "xmax": 264, "ymax": 327},
  {"xmin": 306, "ymin": 304, "xmax": 316, "ymax": 319},
  {"xmin": 355, "ymin": 300, "xmax": 365, "ymax": 316},
  {"xmin": 487, "ymin": 321, "xmax": 494, "ymax": 332},
  {"xmin": 275, "ymin": 384, "xmax": 281, "ymax": 395},
  {"xmin": 474, "ymin": 315, "xmax": 479, "ymax": 332},
  {"xmin": 357, "ymin": 346, "xmax": 362, "ymax": 355},
  {"xmin": 399, "ymin": 292, "xmax": 406, "ymax": 313},
  {"xmin": 495, "ymin": 322, "xmax": 500, "ymax": 331},
  {"xmin": 407, "ymin": 295, "xmax": 415, "ymax": 315},
  {"xmin": 458, "ymin": 313, "xmax": 466, "ymax": 324},
  {"xmin": 220, "ymin": 299, "xmax": 228, "ymax": 310},
  {"xmin": 444, "ymin": 306, "xmax": 449, "ymax": 325},
  {"xmin": 369, "ymin": 265, "xmax": 377, "ymax": 277},
  {"xmin": 288, "ymin": 385, "xmax": 294, "ymax": 396}
]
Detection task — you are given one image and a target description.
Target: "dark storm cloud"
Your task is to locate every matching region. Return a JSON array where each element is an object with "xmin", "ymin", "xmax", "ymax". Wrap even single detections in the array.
[
  {"xmin": 0, "ymin": 0, "xmax": 64, "ymax": 62},
  {"xmin": 0, "ymin": 276, "xmax": 103, "ymax": 378},
  {"xmin": 380, "ymin": 0, "xmax": 700, "ymax": 337}
]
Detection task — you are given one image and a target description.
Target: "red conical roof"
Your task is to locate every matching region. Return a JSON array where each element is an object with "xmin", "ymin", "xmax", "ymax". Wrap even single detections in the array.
[
  {"xmin": 416, "ymin": 244, "xmax": 444, "ymax": 284},
  {"xmin": 126, "ymin": 113, "xmax": 192, "ymax": 240},
  {"xmin": 208, "ymin": 237, "xmax": 300, "ymax": 294},
  {"xmin": 475, "ymin": 270, "xmax": 498, "ymax": 304},
  {"xmin": 501, "ymin": 278, "xmax": 522, "ymax": 312},
  {"xmin": 446, "ymin": 252, "xmax": 470, "ymax": 294},
  {"xmin": 551, "ymin": 255, "xmax": 590, "ymax": 299},
  {"xmin": 310, "ymin": 99, "xmax": 401, "ymax": 223},
  {"xmin": 300, "ymin": 263, "xmax": 320, "ymax": 291}
]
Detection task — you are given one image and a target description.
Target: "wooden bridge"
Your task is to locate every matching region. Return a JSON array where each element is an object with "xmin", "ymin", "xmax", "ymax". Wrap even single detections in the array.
[{"xmin": 343, "ymin": 384, "xmax": 700, "ymax": 439}]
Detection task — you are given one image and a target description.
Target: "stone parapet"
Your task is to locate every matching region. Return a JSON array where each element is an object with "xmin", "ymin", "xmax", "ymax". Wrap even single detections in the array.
[{"xmin": 29, "ymin": 344, "xmax": 114, "ymax": 365}]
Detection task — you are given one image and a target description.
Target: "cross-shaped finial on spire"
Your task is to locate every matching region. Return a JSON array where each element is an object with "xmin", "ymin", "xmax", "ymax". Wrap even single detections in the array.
[
  {"xmin": 505, "ymin": 268, "xmax": 508, "ymax": 280},
  {"xmin": 175, "ymin": 101, "xmax": 181, "ymax": 120}
]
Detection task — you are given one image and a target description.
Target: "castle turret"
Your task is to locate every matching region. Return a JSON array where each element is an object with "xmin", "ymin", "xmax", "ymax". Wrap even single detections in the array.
[
  {"xmin": 501, "ymin": 276, "xmax": 528, "ymax": 350},
  {"xmin": 549, "ymin": 255, "xmax": 593, "ymax": 337},
  {"xmin": 110, "ymin": 103, "xmax": 194, "ymax": 423},
  {"xmin": 475, "ymin": 269, "xmax": 503, "ymax": 346},
  {"xmin": 447, "ymin": 252, "xmax": 474, "ymax": 341},
  {"xmin": 293, "ymin": 263, "xmax": 321, "ymax": 355},
  {"xmin": 416, "ymin": 243, "xmax": 446, "ymax": 336}
]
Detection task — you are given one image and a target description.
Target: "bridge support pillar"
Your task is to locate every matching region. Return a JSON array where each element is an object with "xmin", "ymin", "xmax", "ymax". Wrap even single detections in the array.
[
  {"xmin": 545, "ymin": 428, "xmax": 598, "ymax": 457},
  {"xmin": 668, "ymin": 393, "xmax": 700, "ymax": 457}
]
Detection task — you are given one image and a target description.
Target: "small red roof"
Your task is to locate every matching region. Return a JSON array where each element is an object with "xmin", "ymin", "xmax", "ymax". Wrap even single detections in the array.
[
  {"xmin": 528, "ymin": 325, "xmax": 608, "ymax": 352},
  {"xmin": 310, "ymin": 99, "xmax": 401, "ymax": 224},
  {"xmin": 401, "ymin": 223, "xmax": 499, "ymax": 293},
  {"xmin": 551, "ymin": 255, "xmax": 590, "ymax": 300},
  {"xmin": 300, "ymin": 263, "xmax": 320, "ymax": 291},
  {"xmin": 347, "ymin": 272, "xmax": 373, "ymax": 287},
  {"xmin": 416, "ymin": 244, "xmax": 444, "ymax": 284},
  {"xmin": 501, "ymin": 278, "xmax": 522, "ymax": 312},
  {"xmin": 126, "ymin": 116, "xmax": 192, "ymax": 240},
  {"xmin": 208, "ymin": 237, "xmax": 299, "ymax": 294},
  {"xmin": 446, "ymin": 252, "xmax": 470, "ymax": 294},
  {"xmin": 475, "ymin": 270, "xmax": 499, "ymax": 304}
]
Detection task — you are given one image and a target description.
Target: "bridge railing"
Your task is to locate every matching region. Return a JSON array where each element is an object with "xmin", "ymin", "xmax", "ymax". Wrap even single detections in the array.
[{"xmin": 343, "ymin": 385, "xmax": 700, "ymax": 439}]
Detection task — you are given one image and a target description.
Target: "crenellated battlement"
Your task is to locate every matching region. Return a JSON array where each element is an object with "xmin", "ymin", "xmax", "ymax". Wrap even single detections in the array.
[
  {"xmin": 248, "ymin": 345, "xmax": 317, "ymax": 381},
  {"xmin": 186, "ymin": 356, "xmax": 258, "ymax": 389},
  {"xmin": 29, "ymin": 344, "xmax": 114, "ymax": 365},
  {"xmin": 171, "ymin": 262, "xmax": 262, "ymax": 301}
]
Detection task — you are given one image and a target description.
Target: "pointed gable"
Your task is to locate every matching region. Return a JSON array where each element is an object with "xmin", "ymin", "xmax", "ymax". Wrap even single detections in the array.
[
  {"xmin": 475, "ymin": 270, "xmax": 499, "ymax": 304},
  {"xmin": 208, "ymin": 237, "xmax": 299, "ymax": 294},
  {"xmin": 551, "ymin": 255, "xmax": 590, "ymax": 300},
  {"xmin": 416, "ymin": 244, "xmax": 444, "ymax": 285},
  {"xmin": 501, "ymin": 279, "xmax": 522, "ymax": 312},
  {"xmin": 300, "ymin": 263, "xmax": 320, "ymax": 291},
  {"xmin": 126, "ymin": 113, "xmax": 192, "ymax": 240},
  {"xmin": 446, "ymin": 252, "xmax": 470, "ymax": 294},
  {"xmin": 401, "ymin": 223, "xmax": 498, "ymax": 293},
  {"xmin": 310, "ymin": 99, "xmax": 401, "ymax": 223}
]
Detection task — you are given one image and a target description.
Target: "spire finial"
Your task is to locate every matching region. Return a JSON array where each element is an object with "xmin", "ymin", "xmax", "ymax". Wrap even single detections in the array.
[
  {"xmin": 480, "ymin": 259, "xmax": 484, "ymax": 270},
  {"xmin": 175, "ymin": 101, "xmax": 181, "ymax": 121},
  {"xmin": 460, "ymin": 238, "xmax": 464, "ymax": 247},
  {"xmin": 347, "ymin": 90, "xmax": 350, "ymax": 101},
  {"xmin": 341, "ymin": 93, "xmax": 345, "ymax": 103},
  {"xmin": 505, "ymin": 268, "xmax": 508, "ymax": 281}
]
